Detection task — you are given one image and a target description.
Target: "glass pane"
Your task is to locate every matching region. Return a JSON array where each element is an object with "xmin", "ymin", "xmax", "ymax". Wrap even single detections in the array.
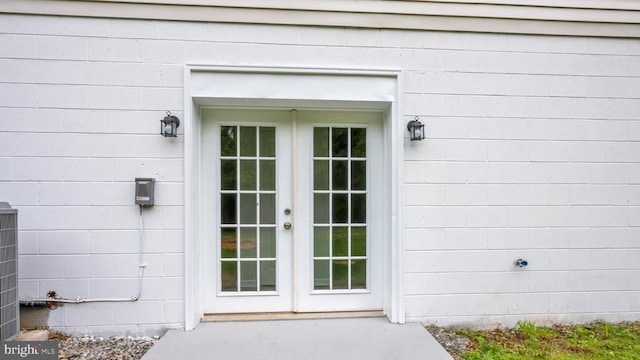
[
  {"xmin": 221, "ymin": 261, "xmax": 237, "ymax": 291},
  {"xmin": 240, "ymin": 261, "xmax": 257, "ymax": 291},
  {"xmin": 221, "ymin": 194, "xmax": 236, "ymax": 224},
  {"xmin": 332, "ymin": 160, "xmax": 348, "ymax": 190},
  {"xmin": 314, "ymin": 193, "xmax": 329, "ymax": 224},
  {"xmin": 351, "ymin": 161, "xmax": 366, "ymax": 191},
  {"xmin": 260, "ymin": 160, "xmax": 276, "ymax": 191},
  {"xmin": 332, "ymin": 194, "xmax": 348, "ymax": 224},
  {"xmin": 351, "ymin": 128, "xmax": 366, "ymax": 158},
  {"xmin": 260, "ymin": 228, "xmax": 276, "ymax": 258},
  {"xmin": 259, "ymin": 127, "xmax": 276, "ymax": 157},
  {"xmin": 221, "ymin": 126, "xmax": 236, "ymax": 157},
  {"xmin": 332, "ymin": 227, "xmax": 348, "ymax": 257},
  {"xmin": 332, "ymin": 128, "xmax": 348, "ymax": 157},
  {"xmin": 260, "ymin": 194, "xmax": 275, "ymax": 224},
  {"xmin": 314, "ymin": 127, "xmax": 329, "ymax": 157},
  {"xmin": 314, "ymin": 160, "xmax": 329, "ymax": 191},
  {"xmin": 240, "ymin": 194, "xmax": 257, "ymax": 224},
  {"xmin": 240, "ymin": 160, "xmax": 256, "ymax": 190},
  {"xmin": 313, "ymin": 227, "xmax": 330, "ymax": 257},
  {"xmin": 314, "ymin": 260, "xmax": 330, "ymax": 290},
  {"xmin": 240, "ymin": 126, "xmax": 256, "ymax": 157},
  {"xmin": 220, "ymin": 227, "xmax": 237, "ymax": 258},
  {"xmin": 351, "ymin": 260, "xmax": 366, "ymax": 289},
  {"xmin": 221, "ymin": 160, "xmax": 237, "ymax": 190},
  {"xmin": 351, "ymin": 194, "xmax": 366, "ymax": 224},
  {"xmin": 332, "ymin": 260, "xmax": 349, "ymax": 290},
  {"xmin": 351, "ymin": 227, "xmax": 366, "ymax": 257},
  {"xmin": 240, "ymin": 227, "xmax": 257, "ymax": 258},
  {"xmin": 260, "ymin": 261, "xmax": 276, "ymax": 291}
]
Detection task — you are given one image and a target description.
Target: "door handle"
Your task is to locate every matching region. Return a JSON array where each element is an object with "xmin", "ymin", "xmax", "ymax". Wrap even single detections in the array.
[{"xmin": 283, "ymin": 222, "xmax": 292, "ymax": 230}]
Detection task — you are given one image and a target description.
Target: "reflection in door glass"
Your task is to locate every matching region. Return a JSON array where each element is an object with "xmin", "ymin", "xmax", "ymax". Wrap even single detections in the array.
[
  {"xmin": 239, "ymin": 193, "xmax": 257, "ymax": 225},
  {"xmin": 332, "ymin": 160, "xmax": 348, "ymax": 190},
  {"xmin": 240, "ymin": 160, "xmax": 256, "ymax": 190},
  {"xmin": 314, "ymin": 260, "xmax": 330, "ymax": 290},
  {"xmin": 259, "ymin": 194, "xmax": 276, "ymax": 224},
  {"xmin": 332, "ymin": 128, "xmax": 348, "ymax": 157},
  {"xmin": 313, "ymin": 193, "xmax": 329, "ymax": 224},
  {"xmin": 260, "ymin": 127, "xmax": 276, "ymax": 157},
  {"xmin": 260, "ymin": 261, "xmax": 276, "ymax": 291},
  {"xmin": 220, "ymin": 125, "xmax": 277, "ymax": 292},
  {"xmin": 240, "ymin": 261, "xmax": 257, "ymax": 291},
  {"xmin": 312, "ymin": 126, "xmax": 367, "ymax": 291},
  {"xmin": 240, "ymin": 227, "xmax": 257, "ymax": 258},
  {"xmin": 221, "ymin": 126, "xmax": 236, "ymax": 157},
  {"xmin": 221, "ymin": 160, "xmax": 237, "ymax": 190},
  {"xmin": 351, "ymin": 128, "xmax": 367, "ymax": 158},
  {"xmin": 221, "ymin": 227, "xmax": 237, "ymax": 258},
  {"xmin": 313, "ymin": 160, "xmax": 329, "ymax": 191},
  {"xmin": 313, "ymin": 227, "xmax": 330, "ymax": 257},
  {"xmin": 221, "ymin": 262, "xmax": 237, "ymax": 291},
  {"xmin": 351, "ymin": 259, "xmax": 367, "ymax": 289},
  {"xmin": 240, "ymin": 127, "xmax": 257, "ymax": 157},
  {"xmin": 220, "ymin": 194, "xmax": 237, "ymax": 224},
  {"xmin": 260, "ymin": 228, "xmax": 276, "ymax": 258},
  {"xmin": 260, "ymin": 160, "xmax": 276, "ymax": 191},
  {"xmin": 332, "ymin": 227, "xmax": 348, "ymax": 257},
  {"xmin": 314, "ymin": 128, "xmax": 329, "ymax": 157}
]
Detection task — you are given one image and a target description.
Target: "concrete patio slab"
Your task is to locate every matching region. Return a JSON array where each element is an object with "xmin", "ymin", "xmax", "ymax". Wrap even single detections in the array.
[{"xmin": 142, "ymin": 317, "xmax": 453, "ymax": 360}]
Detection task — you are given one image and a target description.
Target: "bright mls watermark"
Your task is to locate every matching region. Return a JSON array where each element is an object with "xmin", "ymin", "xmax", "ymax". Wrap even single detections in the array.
[{"xmin": 2, "ymin": 342, "xmax": 58, "ymax": 359}]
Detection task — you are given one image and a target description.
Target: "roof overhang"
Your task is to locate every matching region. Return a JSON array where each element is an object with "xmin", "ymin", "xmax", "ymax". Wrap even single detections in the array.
[{"xmin": 1, "ymin": 0, "xmax": 639, "ymax": 38}]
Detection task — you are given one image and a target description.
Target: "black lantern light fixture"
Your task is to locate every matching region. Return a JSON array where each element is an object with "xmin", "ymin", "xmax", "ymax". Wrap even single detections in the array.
[
  {"xmin": 407, "ymin": 116, "xmax": 425, "ymax": 141},
  {"xmin": 160, "ymin": 111, "xmax": 180, "ymax": 137}
]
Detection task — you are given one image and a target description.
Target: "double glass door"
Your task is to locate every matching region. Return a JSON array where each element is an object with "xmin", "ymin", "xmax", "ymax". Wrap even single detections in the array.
[{"xmin": 203, "ymin": 108, "xmax": 383, "ymax": 314}]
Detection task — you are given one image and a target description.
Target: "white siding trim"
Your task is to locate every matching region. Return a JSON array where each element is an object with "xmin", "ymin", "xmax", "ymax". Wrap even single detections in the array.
[
  {"xmin": 184, "ymin": 65, "xmax": 403, "ymax": 326},
  {"xmin": 183, "ymin": 67, "xmax": 199, "ymax": 331},
  {"xmin": 1, "ymin": 0, "xmax": 639, "ymax": 38}
]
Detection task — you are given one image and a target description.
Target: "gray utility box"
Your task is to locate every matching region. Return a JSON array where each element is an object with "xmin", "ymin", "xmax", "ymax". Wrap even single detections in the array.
[
  {"xmin": 0, "ymin": 202, "xmax": 18, "ymax": 341},
  {"xmin": 135, "ymin": 178, "xmax": 155, "ymax": 206}
]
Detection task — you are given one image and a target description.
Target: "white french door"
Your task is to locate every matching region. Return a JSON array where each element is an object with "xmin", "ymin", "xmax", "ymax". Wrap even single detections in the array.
[
  {"xmin": 294, "ymin": 111, "xmax": 383, "ymax": 312},
  {"xmin": 202, "ymin": 108, "xmax": 383, "ymax": 314}
]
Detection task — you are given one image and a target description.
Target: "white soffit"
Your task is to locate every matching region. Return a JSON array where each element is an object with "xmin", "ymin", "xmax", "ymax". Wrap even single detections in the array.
[{"xmin": 1, "ymin": 0, "xmax": 640, "ymax": 38}]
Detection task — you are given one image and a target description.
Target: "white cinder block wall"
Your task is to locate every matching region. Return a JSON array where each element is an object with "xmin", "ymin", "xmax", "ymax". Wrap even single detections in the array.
[
  {"xmin": 402, "ymin": 35, "xmax": 640, "ymax": 328},
  {"xmin": 1, "ymin": 14, "xmax": 639, "ymax": 334}
]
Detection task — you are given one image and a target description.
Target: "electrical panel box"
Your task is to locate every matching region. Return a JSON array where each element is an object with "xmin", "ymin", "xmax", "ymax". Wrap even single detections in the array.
[{"xmin": 135, "ymin": 178, "xmax": 155, "ymax": 206}]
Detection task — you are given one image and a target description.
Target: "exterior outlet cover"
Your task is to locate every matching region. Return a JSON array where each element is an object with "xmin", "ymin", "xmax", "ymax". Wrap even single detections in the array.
[{"xmin": 135, "ymin": 178, "xmax": 155, "ymax": 206}]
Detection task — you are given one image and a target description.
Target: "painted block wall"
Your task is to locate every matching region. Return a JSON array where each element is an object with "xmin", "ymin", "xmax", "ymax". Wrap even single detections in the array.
[
  {"xmin": 1, "ymin": 13, "xmax": 639, "ymax": 334},
  {"xmin": 401, "ymin": 35, "xmax": 640, "ymax": 328}
]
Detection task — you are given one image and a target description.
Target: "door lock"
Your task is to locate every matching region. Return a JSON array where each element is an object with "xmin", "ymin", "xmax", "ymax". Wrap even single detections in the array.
[{"xmin": 283, "ymin": 222, "xmax": 292, "ymax": 230}]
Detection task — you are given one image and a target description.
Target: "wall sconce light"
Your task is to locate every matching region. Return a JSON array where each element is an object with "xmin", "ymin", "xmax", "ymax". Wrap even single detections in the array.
[
  {"xmin": 160, "ymin": 111, "xmax": 180, "ymax": 137},
  {"xmin": 407, "ymin": 116, "xmax": 425, "ymax": 141}
]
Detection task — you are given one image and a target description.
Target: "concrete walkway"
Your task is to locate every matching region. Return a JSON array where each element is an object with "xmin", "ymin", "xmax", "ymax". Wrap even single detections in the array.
[{"xmin": 142, "ymin": 317, "xmax": 453, "ymax": 360}]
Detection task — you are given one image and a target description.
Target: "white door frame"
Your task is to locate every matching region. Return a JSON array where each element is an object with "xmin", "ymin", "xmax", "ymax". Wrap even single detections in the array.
[{"xmin": 183, "ymin": 65, "xmax": 404, "ymax": 330}]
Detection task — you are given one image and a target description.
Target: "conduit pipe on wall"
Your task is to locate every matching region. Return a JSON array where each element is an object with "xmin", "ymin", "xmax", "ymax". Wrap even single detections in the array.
[{"xmin": 20, "ymin": 206, "xmax": 148, "ymax": 306}]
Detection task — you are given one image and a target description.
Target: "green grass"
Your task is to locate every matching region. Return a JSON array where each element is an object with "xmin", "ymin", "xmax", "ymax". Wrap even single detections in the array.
[{"xmin": 459, "ymin": 321, "xmax": 640, "ymax": 360}]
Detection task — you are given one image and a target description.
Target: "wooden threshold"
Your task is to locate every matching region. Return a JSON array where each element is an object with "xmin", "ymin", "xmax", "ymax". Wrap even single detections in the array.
[{"xmin": 202, "ymin": 310, "xmax": 385, "ymax": 322}]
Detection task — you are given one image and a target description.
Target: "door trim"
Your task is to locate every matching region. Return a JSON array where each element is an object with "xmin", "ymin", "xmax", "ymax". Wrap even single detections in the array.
[{"xmin": 184, "ymin": 66, "xmax": 404, "ymax": 330}]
